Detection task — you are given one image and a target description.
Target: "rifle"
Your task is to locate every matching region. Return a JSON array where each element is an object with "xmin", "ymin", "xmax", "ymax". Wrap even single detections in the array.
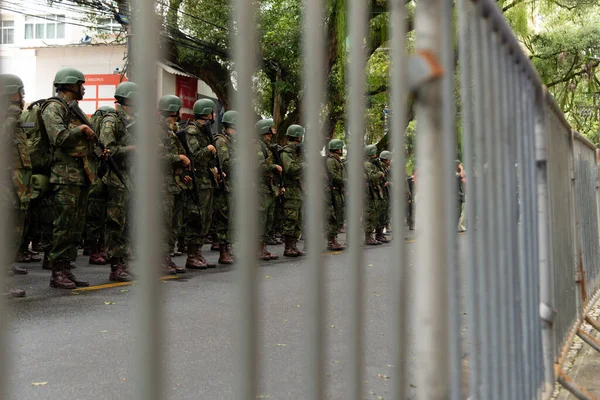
[
  {"xmin": 68, "ymin": 100, "xmax": 129, "ymax": 192},
  {"xmin": 174, "ymin": 125, "xmax": 202, "ymax": 211},
  {"xmin": 206, "ymin": 126, "xmax": 225, "ymax": 191}
]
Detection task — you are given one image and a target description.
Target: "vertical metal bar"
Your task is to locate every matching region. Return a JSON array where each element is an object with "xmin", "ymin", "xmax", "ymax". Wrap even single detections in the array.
[
  {"xmin": 413, "ymin": 0, "xmax": 450, "ymax": 396},
  {"xmin": 232, "ymin": 0, "xmax": 259, "ymax": 398},
  {"xmin": 130, "ymin": 0, "xmax": 163, "ymax": 399},
  {"xmin": 302, "ymin": 0, "xmax": 326, "ymax": 398},
  {"xmin": 346, "ymin": 0, "xmax": 368, "ymax": 397},
  {"xmin": 458, "ymin": 0, "xmax": 480, "ymax": 398},
  {"xmin": 388, "ymin": 1, "xmax": 409, "ymax": 399}
]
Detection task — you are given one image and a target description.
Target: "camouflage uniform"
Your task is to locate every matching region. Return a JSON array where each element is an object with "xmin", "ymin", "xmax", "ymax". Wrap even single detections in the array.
[
  {"xmin": 2, "ymin": 103, "xmax": 32, "ymax": 262},
  {"xmin": 256, "ymin": 138, "xmax": 280, "ymax": 242},
  {"xmin": 42, "ymin": 94, "xmax": 96, "ymax": 265},
  {"xmin": 99, "ymin": 106, "xmax": 135, "ymax": 261},
  {"xmin": 326, "ymin": 153, "xmax": 345, "ymax": 238},
  {"xmin": 85, "ymin": 178, "xmax": 107, "ymax": 250},
  {"xmin": 377, "ymin": 161, "xmax": 390, "ymax": 231},
  {"xmin": 281, "ymin": 143, "xmax": 305, "ymax": 239},
  {"xmin": 363, "ymin": 157, "xmax": 384, "ymax": 239},
  {"xmin": 213, "ymin": 128, "xmax": 236, "ymax": 245}
]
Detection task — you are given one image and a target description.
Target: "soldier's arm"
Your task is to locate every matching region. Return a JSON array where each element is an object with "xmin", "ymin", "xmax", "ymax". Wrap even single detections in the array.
[
  {"xmin": 256, "ymin": 143, "xmax": 277, "ymax": 174},
  {"xmin": 216, "ymin": 138, "xmax": 231, "ymax": 176},
  {"xmin": 282, "ymin": 150, "xmax": 303, "ymax": 179},
  {"xmin": 41, "ymin": 102, "xmax": 85, "ymax": 148},
  {"xmin": 364, "ymin": 162, "xmax": 383, "ymax": 184},
  {"xmin": 158, "ymin": 133, "xmax": 183, "ymax": 167},
  {"xmin": 327, "ymin": 158, "xmax": 344, "ymax": 187},
  {"xmin": 99, "ymin": 117, "xmax": 127, "ymax": 162}
]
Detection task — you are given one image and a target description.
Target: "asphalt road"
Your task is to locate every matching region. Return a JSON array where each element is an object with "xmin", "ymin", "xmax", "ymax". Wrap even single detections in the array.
[{"xmin": 5, "ymin": 229, "xmax": 468, "ymax": 400}]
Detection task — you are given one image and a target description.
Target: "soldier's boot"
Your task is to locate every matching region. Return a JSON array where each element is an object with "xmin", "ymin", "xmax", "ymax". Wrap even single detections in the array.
[
  {"xmin": 211, "ymin": 241, "xmax": 220, "ymax": 251},
  {"xmin": 3, "ymin": 285, "xmax": 26, "ymax": 298},
  {"xmin": 15, "ymin": 246, "xmax": 42, "ymax": 263},
  {"xmin": 49, "ymin": 261, "xmax": 76, "ymax": 289},
  {"xmin": 384, "ymin": 224, "xmax": 392, "ymax": 235},
  {"xmin": 364, "ymin": 232, "xmax": 380, "ymax": 246},
  {"xmin": 227, "ymin": 244, "xmax": 236, "ymax": 264},
  {"xmin": 171, "ymin": 247, "xmax": 183, "ymax": 257},
  {"xmin": 218, "ymin": 244, "xmax": 234, "ymax": 265},
  {"xmin": 31, "ymin": 238, "xmax": 43, "ymax": 253},
  {"xmin": 109, "ymin": 258, "xmax": 133, "ymax": 282},
  {"xmin": 63, "ymin": 264, "xmax": 90, "ymax": 287},
  {"xmin": 264, "ymin": 242, "xmax": 279, "ymax": 260},
  {"xmin": 99, "ymin": 240, "xmax": 108, "ymax": 259},
  {"xmin": 327, "ymin": 236, "xmax": 346, "ymax": 251},
  {"xmin": 42, "ymin": 254, "xmax": 52, "ymax": 270},
  {"xmin": 89, "ymin": 241, "xmax": 108, "ymax": 265},
  {"xmin": 120, "ymin": 258, "xmax": 136, "ymax": 278},
  {"xmin": 10, "ymin": 264, "xmax": 28, "ymax": 275},
  {"xmin": 163, "ymin": 258, "xmax": 177, "ymax": 275},
  {"xmin": 167, "ymin": 256, "xmax": 186, "ymax": 274},
  {"xmin": 185, "ymin": 244, "xmax": 208, "ymax": 270},
  {"xmin": 197, "ymin": 245, "xmax": 217, "ymax": 268},
  {"xmin": 83, "ymin": 239, "xmax": 93, "ymax": 256},
  {"xmin": 258, "ymin": 242, "xmax": 271, "ymax": 261},
  {"xmin": 283, "ymin": 236, "xmax": 299, "ymax": 258},
  {"xmin": 292, "ymin": 238, "xmax": 305, "ymax": 256},
  {"xmin": 375, "ymin": 229, "xmax": 391, "ymax": 243}
]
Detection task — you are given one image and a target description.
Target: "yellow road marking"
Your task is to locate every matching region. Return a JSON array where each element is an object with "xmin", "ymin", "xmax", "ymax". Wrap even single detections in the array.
[{"xmin": 73, "ymin": 275, "xmax": 180, "ymax": 293}]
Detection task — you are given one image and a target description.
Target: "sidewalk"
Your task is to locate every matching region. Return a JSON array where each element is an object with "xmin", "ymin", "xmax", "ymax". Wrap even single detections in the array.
[{"xmin": 554, "ymin": 301, "xmax": 600, "ymax": 399}]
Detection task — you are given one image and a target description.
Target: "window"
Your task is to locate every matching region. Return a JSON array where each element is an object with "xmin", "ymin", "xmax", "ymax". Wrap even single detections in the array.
[
  {"xmin": 98, "ymin": 18, "xmax": 122, "ymax": 33},
  {"xmin": 25, "ymin": 14, "xmax": 65, "ymax": 40},
  {"xmin": 1, "ymin": 20, "xmax": 14, "ymax": 44}
]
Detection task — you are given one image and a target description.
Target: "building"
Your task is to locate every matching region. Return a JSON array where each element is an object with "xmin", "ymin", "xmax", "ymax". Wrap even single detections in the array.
[{"xmin": 0, "ymin": 0, "xmax": 220, "ymax": 123}]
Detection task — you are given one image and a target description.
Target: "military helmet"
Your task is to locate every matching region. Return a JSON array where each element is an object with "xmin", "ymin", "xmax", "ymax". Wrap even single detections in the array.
[
  {"xmin": 328, "ymin": 139, "xmax": 344, "ymax": 151},
  {"xmin": 286, "ymin": 124, "xmax": 304, "ymax": 138},
  {"xmin": 365, "ymin": 144, "xmax": 378, "ymax": 157},
  {"xmin": 222, "ymin": 110, "xmax": 238, "ymax": 127},
  {"xmin": 255, "ymin": 118, "xmax": 275, "ymax": 135},
  {"xmin": 53, "ymin": 67, "xmax": 85, "ymax": 86},
  {"xmin": 0, "ymin": 74, "xmax": 24, "ymax": 96},
  {"xmin": 158, "ymin": 95, "xmax": 182, "ymax": 113},
  {"xmin": 380, "ymin": 150, "xmax": 392, "ymax": 160},
  {"xmin": 96, "ymin": 105, "xmax": 116, "ymax": 113},
  {"xmin": 193, "ymin": 98, "xmax": 216, "ymax": 116},
  {"xmin": 114, "ymin": 81, "xmax": 138, "ymax": 102}
]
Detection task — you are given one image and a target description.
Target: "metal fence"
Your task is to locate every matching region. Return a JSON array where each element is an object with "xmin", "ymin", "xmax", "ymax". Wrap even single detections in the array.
[{"xmin": 3, "ymin": 0, "xmax": 600, "ymax": 399}]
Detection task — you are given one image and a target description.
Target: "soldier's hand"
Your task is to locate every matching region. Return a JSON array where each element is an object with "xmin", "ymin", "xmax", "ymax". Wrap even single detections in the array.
[
  {"xmin": 80, "ymin": 125, "xmax": 97, "ymax": 141},
  {"xmin": 279, "ymin": 187, "xmax": 286, "ymax": 196},
  {"xmin": 207, "ymin": 144, "xmax": 217, "ymax": 155},
  {"xmin": 101, "ymin": 148, "xmax": 111, "ymax": 159},
  {"xmin": 274, "ymin": 165, "xmax": 283, "ymax": 174},
  {"xmin": 179, "ymin": 154, "xmax": 191, "ymax": 167},
  {"xmin": 183, "ymin": 175, "xmax": 192, "ymax": 185}
]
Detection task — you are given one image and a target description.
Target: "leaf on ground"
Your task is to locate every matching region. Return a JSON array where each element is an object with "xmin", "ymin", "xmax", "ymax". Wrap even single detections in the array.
[
  {"xmin": 368, "ymin": 264, "xmax": 374, "ymax": 267},
  {"xmin": 377, "ymin": 374, "xmax": 391, "ymax": 380},
  {"xmin": 100, "ymin": 330, "xmax": 108, "ymax": 333},
  {"xmin": 104, "ymin": 301, "xmax": 115, "ymax": 305},
  {"xmin": 386, "ymin": 364, "xmax": 394, "ymax": 367},
  {"xmin": 265, "ymin": 276, "xmax": 271, "ymax": 279},
  {"xmin": 409, "ymin": 383, "xmax": 417, "ymax": 388},
  {"xmin": 122, "ymin": 377, "xmax": 127, "ymax": 382},
  {"xmin": 333, "ymin": 360, "xmax": 340, "ymax": 364},
  {"xmin": 378, "ymin": 397, "xmax": 384, "ymax": 400},
  {"xmin": 374, "ymin": 293, "xmax": 382, "ymax": 297},
  {"xmin": 297, "ymin": 304, "xmax": 300, "ymax": 308},
  {"xmin": 31, "ymin": 382, "xmax": 48, "ymax": 386},
  {"xmin": 71, "ymin": 292, "xmax": 80, "ymax": 295},
  {"xmin": 369, "ymin": 391, "xmax": 376, "ymax": 395},
  {"xmin": 276, "ymin": 343, "xmax": 287, "ymax": 347},
  {"xmin": 120, "ymin": 289, "xmax": 129, "ymax": 293},
  {"xmin": 256, "ymin": 395, "xmax": 270, "ymax": 399},
  {"xmin": 330, "ymin": 325, "xmax": 335, "ymax": 328}
]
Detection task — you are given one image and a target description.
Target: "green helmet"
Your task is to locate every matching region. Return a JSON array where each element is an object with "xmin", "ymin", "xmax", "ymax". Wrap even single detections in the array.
[
  {"xmin": 0, "ymin": 74, "xmax": 24, "ymax": 96},
  {"xmin": 255, "ymin": 118, "xmax": 275, "ymax": 135},
  {"xmin": 222, "ymin": 110, "xmax": 238, "ymax": 127},
  {"xmin": 96, "ymin": 105, "xmax": 116, "ymax": 113},
  {"xmin": 365, "ymin": 145, "xmax": 377, "ymax": 157},
  {"xmin": 158, "ymin": 95, "xmax": 182, "ymax": 113},
  {"xmin": 286, "ymin": 124, "xmax": 304, "ymax": 138},
  {"xmin": 114, "ymin": 81, "xmax": 138, "ymax": 102},
  {"xmin": 328, "ymin": 139, "xmax": 344, "ymax": 151},
  {"xmin": 193, "ymin": 98, "xmax": 216, "ymax": 116},
  {"xmin": 380, "ymin": 150, "xmax": 392, "ymax": 160},
  {"xmin": 53, "ymin": 67, "xmax": 85, "ymax": 86}
]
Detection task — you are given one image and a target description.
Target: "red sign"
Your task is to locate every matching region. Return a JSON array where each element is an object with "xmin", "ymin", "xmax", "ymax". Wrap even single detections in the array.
[
  {"xmin": 176, "ymin": 75, "xmax": 198, "ymax": 121},
  {"xmin": 79, "ymin": 74, "xmax": 128, "ymax": 116}
]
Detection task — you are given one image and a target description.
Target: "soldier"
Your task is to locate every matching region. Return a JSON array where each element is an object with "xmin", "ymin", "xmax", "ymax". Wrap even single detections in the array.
[
  {"xmin": 1, "ymin": 74, "xmax": 31, "ymax": 297},
  {"xmin": 42, "ymin": 68, "xmax": 98, "ymax": 289},
  {"xmin": 255, "ymin": 119, "xmax": 282, "ymax": 261},
  {"xmin": 376, "ymin": 151, "xmax": 392, "ymax": 243},
  {"xmin": 99, "ymin": 82, "xmax": 139, "ymax": 282},
  {"xmin": 363, "ymin": 144, "xmax": 384, "ymax": 245},
  {"xmin": 326, "ymin": 139, "xmax": 346, "ymax": 251},
  {"xmin": 281, "ymin": 125, "xmax": 306, "ymax": 257},
  {"xmin": 157, "ymin": 95, "xmax": 191, "ymax": 274},
  {"xmin": 213, "ymin": 110, "xmax": 238, "ymax": 265},
  {"xmin": 181, "ymin": 99, "xmax": 219, "ymax": 269}
]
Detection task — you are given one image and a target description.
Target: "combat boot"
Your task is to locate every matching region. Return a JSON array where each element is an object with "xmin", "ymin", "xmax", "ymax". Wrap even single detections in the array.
[
  {"xmin": 211, "ymin": 241, "xmax": 220, "ymax": 251},
  {"xmin": 31, "ymin": 239, "xmax": 42, "ymax": 253},
  {"xmin": 10, "ymin": 264, "xmax": 28, "ymax": 275},
  {"xmin": 196, "ymin": 245, "xmax": 216, "ymax": 268},
  {"xmin": 83, "ymin": 239, "xmax": 93, "ymax": 256},
  {"xmin": 327, "ymin": 236, "xmax": 346, "ymax": 251},
  {"xmin": 15, "ymin": 247, "xmax": 42, "ymax": 263},
  {"xmin": 167, "ymin": 256, "xmax": 186, "ymax": 274},
  {"xmin": 63, "ymin": 266, "xmax": 90, "ymax": 287},
  {"xmin": 364, "ymin": 232, "xmax": 380, "ymax": 246},
  {"xmin": 3, "ymin": 285, "xmax": 26, "ymax": 298},
  {"xmin": 283, "ymin": 236, "xmax": 299, "ymax": 257},
  {"xmin": 185, "ymin": 244, "xmax": 208, "ymax": 270},
  {"xmin": 218, "ymin": 244, "xmax": 234, "ymax": 265},
  {"xmin": 89, "ymin": 240, "xmax": 107, "ymax": 265},
  {"xmin": 50, "ymin": 261, "xmax": 76, "ymax": 289},
  {"xmin": 163, "ymin": 258, "xmax": 177, "ymax": 275},
  {"xmin": 264, "ymin": 242, "xmax": 279, "ymax": 260},
  {"xmin": 258, "ymin": 242, "xmax": 271, "ymax": 261},
  {"xmin": 291, "ymin": 238, "xmax": 305, "ymax": 256},
  {"xmin": 109, "ymin": 258, "xmax": 133, "ymax": 282},
  {"xmin": 42, "ymin": 254, "xmax": 52, "ymax": 270},
  {"xmin": 375, "ymin": 229, "xmax": 391, "ymax": 243},
  {"xmin": 227, "ymin": 244, "xmax": 236, "ymax": 264}
]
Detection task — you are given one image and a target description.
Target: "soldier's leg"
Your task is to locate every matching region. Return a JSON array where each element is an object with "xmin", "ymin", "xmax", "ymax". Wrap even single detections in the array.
[
  {"xmin": 170, "ymin": 193, "xmax": 184, "ymax": 255},
  {"xmin": 194, "ymin": 188, "xmax": 215, "ymax": 267},
  {"xmin": 184, "ymin": 191, "xmax": 209, "ymax": 269},
  {"xmin": 283, "ymin": 197, "xmax": 300, "ymax": 257},
  {"xmin": 213, "ymin": 191, "xmax": 233, "ymax": 264},
  {"xmin": 87, "ymin": 180, "xmax": 108, "ymax": 264},
  {"xmin": 363, "ymin": 196, "xmax": 380, "ymax": 245},
  {"xmin": 264, "ymin": 193, "xmax": 279, "ymax": 259},
  {"xmin": 162, "ymin": 191, "xmax": 183, "ymax": 274},
  {"xmin": 104, "ymin": 185, "xmax": 132, "ymax": 282}
]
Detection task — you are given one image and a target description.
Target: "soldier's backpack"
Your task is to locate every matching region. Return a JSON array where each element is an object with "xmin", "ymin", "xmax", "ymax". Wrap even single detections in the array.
[
  {"xmin": 90, "ymin": 107, "xmax": 118, "ymax": 178},
  {"xmin": 19, "ymin": 98, "xmax": 62, "ymax": 174}
]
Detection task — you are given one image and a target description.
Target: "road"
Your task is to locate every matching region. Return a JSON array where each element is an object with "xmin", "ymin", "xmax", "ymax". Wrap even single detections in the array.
[{"xmin": 5, "ymin": 229, "xmax": 468, "ymax": 400}]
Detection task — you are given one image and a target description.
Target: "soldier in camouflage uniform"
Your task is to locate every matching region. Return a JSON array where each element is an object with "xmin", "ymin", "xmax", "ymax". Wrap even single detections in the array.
[
  {"xmin": 158, "ymin": 95, "xmax": 191, "ymax": 274},
  {"xmin": 376, "ymin": 151, "xmax": 392, "ymax": 243},
  {"xmin": 98, "ymin": 82, "xmax": 139, "ymax": 282},
  {"xmin": 326, "ymin": 139, "xmax": 346, "ymax": 251},
  {"xmin": 1, "ymin": 74, "xmax": 31, "ymax": 297},
  {"xmin": 42, "ymin": 68, "xmax": 98, "ymax": 289},
  {"xmin": 281, "ymin": 125, "xmax": 306, "ymax": 257},
  {"xmin": 213, "ymin": 110, "xmax": 238, "ymax": 265},
  {"xmin": 85, "ymin": 164, "xmax": 108, "ymax": 265},
  {"xmin": 181, "ymin": 98, "xmax": 219, "ymax": 269},
  {"xmin": 255, "ymin": 119, "xmax": 282, "ymax": 261},
  {"xmin": 363, "ymin": 145, "xmax": 385, "ymax": 246}
]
